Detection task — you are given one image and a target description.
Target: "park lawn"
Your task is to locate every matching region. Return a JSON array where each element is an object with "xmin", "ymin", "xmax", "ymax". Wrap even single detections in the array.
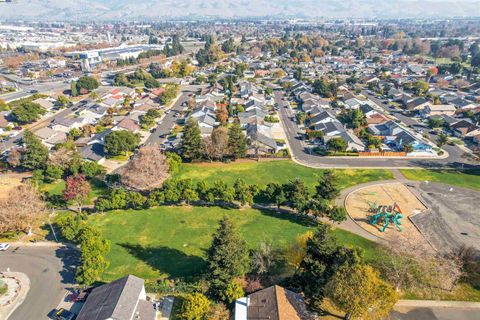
[
  {"xmin": 176, "ymin": 160, "xmax": 393, "ymax": 190},
  {"xmin": 42, "ymin": 178, "xmax": 107, "ymax": 205},
  {"xmin": 400, "ymin": 169, "xmax": 480, "ymax": 191},
  {"xmin": 90, "ymin": 206, "xmax": 379, "ymax": 282}
]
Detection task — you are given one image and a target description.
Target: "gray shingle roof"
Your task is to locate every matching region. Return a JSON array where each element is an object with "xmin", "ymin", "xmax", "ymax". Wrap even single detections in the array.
[{"xmin": 77, "ymin": 275, "xmax": 150, "ymax": 320}]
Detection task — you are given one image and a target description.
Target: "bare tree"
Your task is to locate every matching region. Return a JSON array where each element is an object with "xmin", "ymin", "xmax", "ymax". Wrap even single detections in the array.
[
  {"xmin": 119, "ymin": 145, "xmax": 170, "ymax": 191},
  {"xmin": 375, "ymin": 238, "xmax": 463, "ymax": 294},
  {"xmin": 0, "ymin": 184, "xmax": 46, "ymax": 234},
  {"xmin": 7, "ymin": 148, "xmax": 22, "ymax": 168}
]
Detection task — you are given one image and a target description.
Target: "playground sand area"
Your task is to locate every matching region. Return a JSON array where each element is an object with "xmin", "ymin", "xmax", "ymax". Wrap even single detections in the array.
[{"xmin": 345, "ymin": 183, "xmax": 429, "ymax": 245}]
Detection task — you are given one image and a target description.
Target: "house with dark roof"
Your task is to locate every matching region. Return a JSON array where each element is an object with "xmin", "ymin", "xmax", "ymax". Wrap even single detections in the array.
[
  {"xmin": 76, "ymin": 275, "xmax": 154, "ymax": 320},
  {"xmin": 450, "ymin": 120, "xmax": 480, "ymax": 138},
  {"xmin": 369, "ymin": 120, "xmax": 432, "ymax": 152},
  {"xmin": 405, "ymin": 97, "xmax": 430, "ymax": 111},
  {"xmin": 235, "ymin": 285, "xmax": 317, "ymax": 320}
]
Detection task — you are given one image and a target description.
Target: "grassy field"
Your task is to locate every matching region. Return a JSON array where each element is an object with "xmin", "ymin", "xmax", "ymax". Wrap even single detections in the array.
[
  {"xmin": 176, "ymin": 160, "xmax": 393, "ymax": 190},
  {"xmin": 90, "ymin": 206, "xmax": 318, "ymax": 281},
  {"xmin": 400, "ymin": 169, "xmax": 480, "ymax": 191},
  {"xmin": 42, "ymin": 178, "xmax": 107, "ymax": 205}
]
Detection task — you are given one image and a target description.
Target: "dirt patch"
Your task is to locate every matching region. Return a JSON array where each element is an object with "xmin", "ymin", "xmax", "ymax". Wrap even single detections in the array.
[
  {"xmin": 345, "ymin": 183, "xmax": 430, "ymax": 248},
  {"xmin": 0, "ymin": 172, "xmax": 30, "ymax": 199}
]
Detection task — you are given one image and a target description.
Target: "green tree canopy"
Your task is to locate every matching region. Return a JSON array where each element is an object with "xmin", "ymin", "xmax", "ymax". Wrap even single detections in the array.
[
  {"xmin": 181, "ymin": 118, "xmax": 202, "ymax": 161},
  {"xmin": 104, "ymin": 130, "xmax": 140, "ymax": 156}
]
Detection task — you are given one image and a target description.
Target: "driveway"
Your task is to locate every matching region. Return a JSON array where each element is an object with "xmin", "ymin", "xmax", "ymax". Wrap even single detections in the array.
[
  {"xmin": 0, "ymin": 245, "xmax": 78, "ymax": 320},
  {"xmin": 274, "ymin": 91, "xmax": 477, "ymax": 169}
]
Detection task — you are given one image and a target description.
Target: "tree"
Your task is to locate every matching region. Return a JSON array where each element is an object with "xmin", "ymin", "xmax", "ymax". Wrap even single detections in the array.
[
  {"xmin": 207, "ymin": 216, "xmax": 250, "ymax": 300},
  {"xmin": 402, "ymin": 143, "xmax": 414, "ymax": 153},
  {"xmin": 44, "ymin": 164, "xmax": 63, "ymax": 183},
  {"xmin": 207, "ymin": 303, "xmax": 230, "ymax": 320},
  {"xmin": 228, "ymin": 122, "xmax": 247, "ymax": 159},
  {"xmin": 233, "ymin": 178, "xmax": 254, "ymax": 206},
  {"xmin": 251, "ymin": 240, "xmax": 274, "ymax": 275},
  {"xmin": 179, "ymin": 293, "xmax": 210, "ymax": 320},
  {"xmin": 338, "ymin": 109, "xmax": 366, "ymax": 129},
  {"xmin": 76, "ymin": 76, "xmax": 99, "ymax": 94},
  {"xmin": 326, "ymin": 137, "xmax": 347, "ymax": 153},
  {"xmin": 285, "ymin": 231, "xmax": 313, "ymax": 271},
  {"xmin": 437, "ymin": 132, "xmax": 449, "ymax": 147},
  {"xmin": 312, "ymin": 78, "xmax": 337, "ymax": 98},
  {"xmin": 7, "ymin": 148, "xmax": 22, "ymax": 168},
  {"xmin": 56, "ymin": 95, "xmax": 71, "ymax": 108},
  {"xmin": 75, "ymin": 225, "xmax": 110, "ymax": 285},
  {"xmin": 181, "ymin": 118, "xmax": 202, "ymax": 161},
  {"xmin": 71, "ymin": 81, "xmax": 78, "ymax": 97},
  {"xmin": 22, "ymin": 130, "xmax": 49, "ymax": 170},
  {"xmin": 283, "ymin": 179, "xmax": 309, "ymax": 213},
  {"xmin": 104, "ymin": 130, "xmax": 140, "ymax": 157},
  {"xmin": 119, "ymin": 145, "xmax": 170, "ymax": 191},
  {"xmin": 209, "ymin": 126, "xmax": 229, "ymax": 160},
  {"xmin": 221, "ymin": 280, "xmax": 244, "ymax": 304},
  {"xmin": 315, "ymin": 170, "xmax": 340, "ymax": 201},
  {"xmin": 63, "ymin": 174, "xmax": 91, "ymax": 214},
  {"xmin": 11, "ymin": 102, "xmax": 45, "ymax": 124},
  {"xmin": 113, "ymin": 73, "xmax": 129, "ymax": 86},
  {"xmin": 293, "ymin": 223, "xmax": 362, "ymax": 305},
  {"xmin": 0, "ymin": 184, "xmax": 46, "ymax": 234},
  {"xmin": 325, "ymin": 264, "xmax": 398, "ymax": 319}
]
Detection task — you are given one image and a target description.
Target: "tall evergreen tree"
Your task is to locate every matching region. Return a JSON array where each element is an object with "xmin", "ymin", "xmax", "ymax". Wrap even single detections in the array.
[
  {"xmin": 315, "ymin": 170, "xmax": 340, "ymax": 201},
  {"xmin": 207, "ymin": 216, "xmax": 250, "ymax": 300},
  {"xmin": 181, "ymin": 118, "xmax": 202, "ymax": 161},
  {"xmin": 22, "ymin": 130, "xmax": 49, "ymax": 170},
  {"xmin": 228, "ymin": 122, "xmax": 246, "ymax": 159},
  {"xmin": 293, "ymin": 223, "xmax": 362, "ymax": 306}
]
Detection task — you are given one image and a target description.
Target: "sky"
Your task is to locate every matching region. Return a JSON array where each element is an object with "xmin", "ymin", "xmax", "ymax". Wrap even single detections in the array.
[{"xmin": 1, "ymin": 0, "xmax": 480, "ymax": 20}]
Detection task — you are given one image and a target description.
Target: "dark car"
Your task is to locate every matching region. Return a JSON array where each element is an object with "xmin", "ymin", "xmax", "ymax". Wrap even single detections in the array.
[
  {"xmin": 30, "ymin": 89, "xmax": 39, "ymax": 94},
  {"xmin": 55, "ymin": 308, "xmax": 76, "ymax": 320}
]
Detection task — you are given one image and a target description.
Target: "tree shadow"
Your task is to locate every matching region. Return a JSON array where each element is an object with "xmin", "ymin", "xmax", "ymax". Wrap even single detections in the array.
[
  {"xmin": 389, "ymin": 307, "xmax": 438, "ymax": 320},
  {"xmin": 254, "ymin": 206, "xmax": 317, "ymax": 228},
  {"xmin": 54, "ymin": 246, "xmax": 79, "ymax": 285},
  {"xmin": 119, "ymin": 243, "xmax": 207, "ymax": 278}
]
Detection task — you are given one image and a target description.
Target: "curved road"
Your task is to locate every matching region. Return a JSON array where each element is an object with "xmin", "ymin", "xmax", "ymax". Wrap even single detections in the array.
[
  {"xmin": 0, "ymin": 245, "xmax": 77, "ymax": 320},
  {"xmin": 274, "ymin": 91, "xmax": 478, "ymax": 169}
]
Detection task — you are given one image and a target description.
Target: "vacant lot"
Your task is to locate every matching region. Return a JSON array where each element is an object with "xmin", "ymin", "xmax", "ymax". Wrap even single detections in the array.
[
  {"xmin": 0, "ymin": 172, "xmax": 30, "ymax": 199},
  {"xmin": 400, "ymin": 169, "xmax": 480, "ymax": 191}
]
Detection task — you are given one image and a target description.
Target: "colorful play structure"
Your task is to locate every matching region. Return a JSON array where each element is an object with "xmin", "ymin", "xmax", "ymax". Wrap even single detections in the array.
[{"xmin": 368, "ymin": 201, "xmax": 404, "ymax": 232}]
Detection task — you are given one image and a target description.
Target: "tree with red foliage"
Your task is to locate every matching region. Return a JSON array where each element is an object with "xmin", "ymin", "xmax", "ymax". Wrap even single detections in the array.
[{"xmin": 63, "ymin": 174, "xmax": 91, "ymax": 214}]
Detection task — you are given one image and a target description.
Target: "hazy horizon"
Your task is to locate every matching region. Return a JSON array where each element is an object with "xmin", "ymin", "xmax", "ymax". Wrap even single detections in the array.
[{"xmin": 1, "ymin": 0, "xmax": 480, "ymax": 21}]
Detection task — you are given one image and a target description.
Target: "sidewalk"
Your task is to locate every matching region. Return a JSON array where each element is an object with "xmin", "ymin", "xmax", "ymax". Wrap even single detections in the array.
[
  {"xmin": 0, "ymin": 272, "xmax": 30, "ymax": 320},
  {"xmin": 396, "ymin": 299, "xmax": 480, "ymax": 309}
]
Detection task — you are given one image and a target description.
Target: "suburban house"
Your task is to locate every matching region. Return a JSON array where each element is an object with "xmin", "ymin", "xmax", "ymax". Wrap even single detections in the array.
[
  {"xmin": 450, "ymin": 120, "xmax": 480, "ymax": 138},
  {"xmin": 369, "ymin": 120, "xmax": 432, "ymax": 152},
  {"xmin": 33, "ymin": 97, "xmax": 55, "ymax": 111},
  {"xmin": 246, "ymin": 124, "xmax": 278, "ymax": 155},
  {"xmin": 76, "ymin": 275, "xmax": 155, "ymax": 320},
  {"xmin": 51, "ymin": 116, "xmax": 87, "ymax": 133},
  {"xmin": 190, "ymin": 105, "xmax": 217, "ymax": 135},
  {"xmin": 234, "ymin": 285, "xmax": 317, "ymax": 320},
  {"xmin": 405, "ymin": 97, "xmax": 430, "ymax": 111},
  {"xmin": 34, "ymin": 127, "xmax": 67, "ymax": 148},
  {"xmin": 421, "ymin": 104, "xmax": 456, "ymax": 117}
]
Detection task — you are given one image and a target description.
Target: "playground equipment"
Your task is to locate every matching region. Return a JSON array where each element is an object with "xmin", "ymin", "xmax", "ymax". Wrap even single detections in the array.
[{"xmin": 369, "ymin": 202, "xmax": 404, "ymax": 232}]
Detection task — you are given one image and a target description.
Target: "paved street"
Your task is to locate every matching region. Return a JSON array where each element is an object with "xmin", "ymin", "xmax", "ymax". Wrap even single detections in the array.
[
  {"xmin": 274, "ymin": 91, "xmax": 477, "ymax": 169},
  {"xmin": 0, "ymin": 81, "xmax": 69, "ymax": 103},
  {"xmin": 0, "ymin": 245, "xmax": 78, "ymax": 320},
  {"xmin": 144, "ymin": 90, "xmax": 192, "ymax": 145}
]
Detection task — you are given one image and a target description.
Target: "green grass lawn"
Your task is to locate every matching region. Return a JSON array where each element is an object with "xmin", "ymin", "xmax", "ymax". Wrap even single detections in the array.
[
  {"xmin": 90, "ymin": 205, "xmax": 379, "ymax": 282},
  {"xmin": 42, "ymin": 178, "xmax": 107, "ymax": 205},
  {"xmin": 176, "ymin": 160, "xmax": 393, "ymax": 190},
  {"xmin": 400, "ymin": 169, "xmax": 480, "ymax": 191}
]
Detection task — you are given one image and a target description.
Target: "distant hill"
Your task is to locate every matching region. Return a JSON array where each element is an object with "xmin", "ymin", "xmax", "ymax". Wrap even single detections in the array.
[{"xmin": 1, "ymin": 0, "xmax": 480, "ymax": 20}]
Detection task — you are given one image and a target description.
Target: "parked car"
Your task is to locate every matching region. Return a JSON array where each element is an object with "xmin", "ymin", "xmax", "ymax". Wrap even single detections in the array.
[
  {"xmin": 0, "ymin": 243, "xmax": 10, "ymax": 251},
  {"xmin": 54, "ymin": 308, "xmax": 76, "ymax": 320},
  {"xmin": 30, "ymin": 89, "xmax": 39, "ymax": 94}
]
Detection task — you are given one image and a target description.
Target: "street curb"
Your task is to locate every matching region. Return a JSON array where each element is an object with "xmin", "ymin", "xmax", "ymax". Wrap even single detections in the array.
[{"xmin": 396, "ymin": 300, "xmax": 480, "ymax": 309}]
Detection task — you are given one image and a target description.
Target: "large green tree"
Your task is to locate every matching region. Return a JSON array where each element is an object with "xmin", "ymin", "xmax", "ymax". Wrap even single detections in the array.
[
  {"xmin": 22, "ymin": 130, "xmax": 49, "ymax": 170},
  {"xmin": 104, "ymin": 130, "xmax": 140, "ymax": 156},
  {"xmin": 228, "ymin": 122, "xmax": 246, "ymax": 159},
  {"xmin": 11, "ymin": 102, "xmax": 45, "ymax": 124},
  {"xmin": 325, "ymin": 264, "xmax": 398, "ymax": 319},
  {"xmin": 207, "ymin": 216, "xmax": 250, "ymax": 300},
  {"xmin": 181, "ymin": 118, "xmax": 202, "ymax": 161},
  {"xmin": 76, "ymin": 76, "xmax": 99, "ymax": 94},
  {"xmin": 293, "ymin": 223, "xmax": 362, "ymax": 306}
]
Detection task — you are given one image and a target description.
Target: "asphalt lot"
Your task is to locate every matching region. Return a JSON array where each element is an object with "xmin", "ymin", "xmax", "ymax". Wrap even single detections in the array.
[
  {"xmin": 274, "ymin": 91, "xmax": 477, "ymax": 169},
  {"xmin": 391, "ymin": 307, "xmax": 480, "ymax": 320},
  {"xmin": 409, "ymin": 182, "xmax": 480, "ymax": 253},
  {"xmin": 0, "ymin": 245, "xmax": 78, "ymax": 320}
]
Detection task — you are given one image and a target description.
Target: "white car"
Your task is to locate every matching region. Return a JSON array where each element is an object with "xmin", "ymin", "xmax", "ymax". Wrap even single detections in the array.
[{"xmin": 0, "ymin": 243, "xmax": 10, "ymax": 251}]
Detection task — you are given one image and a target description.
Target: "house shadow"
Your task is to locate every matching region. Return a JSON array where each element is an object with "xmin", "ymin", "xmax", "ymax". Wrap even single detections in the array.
[{"xmin": 119, "ymin": 243, "xmax": 207, "ymax": 278}]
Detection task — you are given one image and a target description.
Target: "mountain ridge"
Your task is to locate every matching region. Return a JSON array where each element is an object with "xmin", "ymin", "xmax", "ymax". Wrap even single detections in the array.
[{"xmin": 1, "ymin": 0, "xmax": 480, "ymax": 20}]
